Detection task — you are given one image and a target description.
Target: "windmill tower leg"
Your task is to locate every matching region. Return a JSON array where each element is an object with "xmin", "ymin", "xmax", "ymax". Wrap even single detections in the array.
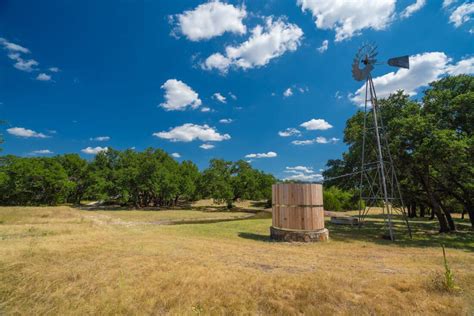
[{"xmin": 368, "ymin": 75, "xmax": 395, "ymax": 241}]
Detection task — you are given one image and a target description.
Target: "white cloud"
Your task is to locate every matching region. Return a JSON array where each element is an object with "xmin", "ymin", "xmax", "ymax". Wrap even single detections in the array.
[
  {"xmin": 446, "ymin": 56, "xmax": 474, "ymax": 75},
  {"xmin": 278, "ymin": 128, "xmax": 301, "ymax": 137},
  {"xmin": 229, "ymin": 92, "xmax": 237, "ymax": 100},
  {"xmin": 351, "ymin": 52, "xmax": 474, "ymax": 105},
  {"xmin": 213, "ymin": 92, "xmax": 227, "ymax": 103},
  {"xmin": 154, "ymin": 123, "xmax": 231, "ymax": 142},
  {"xmin": 200, "ymin": 143, "xmax": 215, "ymax": 150},
  {"xmin": 219, "ymin": 118, "xmax": 233, "ymax": 124},
  {"xmin": 49, "ymin": 67, "xmax": 60, "ymax": 72},
  {"xmin": 316, "ymin": 136, "xmax": 339, "ymax": 144},
  {"xmin": 284, "ymin": 172, "xmax": 323, "ymax": 182},
  {"xmin": 173, "ymin": 1, "xmax": 247, "ymax": 41},
  {"xmin": 297, "ymin": 0, "xmax": 395, "ymax": 41},
  {"xmin": 285, "ymin": 166, "xmax": 314, "ymax": 173},
  {"xmin": 13, "ymin": 58, "xmax": 38, "ymax": 72},
  {"xmin": 202, "ymin": 53, "xmax": 232, "ymax": 73},
  {"xmin": 245, "ymin": 151, "xmax": 277, "ymax": 158},
  {"xmin": 7, "ymin": 127, "xmax": 48, "ymax": 138},
  {"xmin": 283, "ymin": 164, "xmax": 322, "ymax": 182},
  {"xmin": 443, "ymin": 0, "xmax": 456, "ymax": 8},
  {"xmin": 90, "ymin": 136, "xmax": 110, "ymax": 141},
  {"xmin": 400, "ymin": 0, "xmax": 426, "ymax": 19},
  {"xmin": 160, "ymin": 79, "xmax": 202, "ymax": 111},
  {"xmin": 0, "ymin": 38, "xmax": 38, "ymax": 72},
  {"xmin": 203, "ymin": 17, "xmax": 303, "ymax": 73},
  {"xmin": 30, "ymin": 149, "xmax": 53, "ymax": 155},
  {"xmin": 449, "ymin": 3, "xmax": 474, "ymax": 27},
  {"xmin": 200, "ymin": 107, "xmax": 212, "ymax": 112},
  {"xmin": 300, "ymin": 118, "xmax": 333, "ymax": 130},
  {"xmin": 292, "ymin": 137, "xmax": 339, "ymax": 145},
  {"xmin": 335, "ymin": 91, "xmax": 343, "ymax": 99},
  {"xmin": 291, "ymin": 139, "xmax": 315, "ymax": 145},
  {"xmin": 0, "ymin": 38, "xmax": 29, "ymax": 53},
  {"xmin": 283, "ymin": 88, "xmax": 293, "ymax": 97},
  {"xmin": 81, "ymin": 146, "xmax": 108, "ymax": 155},
  {"xmin": 171, "ymin": 152, "xmax": 181, "ymax": 158},
  {"xmin": 317, "ymin": 39, "xmax": 328, "ymax": 53},
  {"xmin": 36, "ymin": 73, "xmax": 51, "ymax": 81}
]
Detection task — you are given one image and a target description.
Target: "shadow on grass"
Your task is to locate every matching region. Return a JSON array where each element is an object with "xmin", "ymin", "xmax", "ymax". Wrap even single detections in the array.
[
  {"xmin": 326, "ymin": 214, "xmax": 473, "ymax": 251},
  {"xmin": 235, "ymin": 213, "xmax": 473, "ymax": 251},
  {"xmin": 238, "ymin": 232, "xmax": 272, "ymax": 242}
]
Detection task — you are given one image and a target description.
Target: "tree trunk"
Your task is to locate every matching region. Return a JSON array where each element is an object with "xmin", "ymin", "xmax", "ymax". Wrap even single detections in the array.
[
  {"xmin": 439, "ymin": 201, "xmax": 456, "ymax": 231},
  {"xmin": 420, "ymin": 204, "xmax": 426, "ymax": 217},
  {"xmin": 420, "ymin": 174, "xmax": 450, "ymax": 232},
  {"xmin": 463, "ymin": 202, "xmax": 474, "ymax": 229},
  {"xmin": 410, "ymin": 202, "xmax": 417, "ymax": 218}
]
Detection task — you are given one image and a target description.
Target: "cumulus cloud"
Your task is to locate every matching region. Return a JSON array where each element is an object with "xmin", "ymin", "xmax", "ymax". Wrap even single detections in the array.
[
  {"xmin": 160, "ymin": 79, "xmax": 202, "ymax": 111},
  {"xmin": 297, "ymin": 0, "xmax": 396, "ymax": 41},
  {"xmin": 443, "ymin": 0, "xmax": 456, "ymax": 8},
  {"xmin": 245, "ymin": 151, "xmax": 277, "ymax": 158},
  {"xmin": 49, "ymin": 67, "xmax": 60, "ymax": 72},
  {"xmin": 7, "ymin": 127, "xmax": 48, "ymax": 138},
  {"xmin": 292, "ymin": 137, "xmax": 339, "ymax": 145},
  {"xmin": 315, "ymin": 136, "xmax": 339, "ymax": 144},
  {"xmin": 171, "ymin": 152, "xmax": 181, "ymax": 158},
  {"xmin": 350, "ymin": 52, "xmax": 474, "ymax": 105},
  {"xmin": 446, "ymin": 56, "xmax": 474, "ymax": 75},
  {"xmin": 81, "ymin": 146, "xmax": 108, "ymax": 155},
  {"xmin": 283, "ymin": 165, "xmax": 322, "ymax": 182},
  {"xmin": 36, "ymin": 73, "xmax": 51, "ymax": 81},
  {"xmin": 449, "ymin": 3, "xmax": 474, "ymax": 27},
  {"xmin": 203, "ymin": 17, "xmax": 303, "ymax": 73},
  {"xmin": 173, "ymin": 1, "xmax": 247, "ymax": 41},
  {"xmin": 90, "ymin": 136, "xmax": 110, "ymax": 141},
  {"xmin": 284, "ymin": 172, "xmax": 323, "ymax": 182},
  {"xmin": 0, "ymin": 38, "xmax": 38, "ymax": 72},
  {"xmin": 283, "ymin": 88, "xmax": 293, "ymax": 97},
  {"xmin": 200, "ymin": 143, "xmax": 215, "ymax": 150},
  {"xmin": 300, "ymin": 118, "xmax": 333, "ymax": 130},
  {"xmin": 285, "ymin": 166, "xmax": 314, "ymax": 174},
  {"xmin": 0, "ymin": 38, "xmax": 29, "ymax": 53},
  {"xmin": 278, "ymin": 128, "xmax": 301, "ymax": 137},
  {"xmin": 201, "ymin": 107, "xmax": 212, "ymax": 112},
  {"xmin": 30, "ymin": 149, "xmax": 53, "ymax": 155},
  {"xmin": 400, "ymin": 0, "xmax": 426, "ymax": 19},
  {"xmin": 291, "ymin": 139, "xmax": 315, "ymax": 145},
  {"xmin": 219, "ymin": 118, "xmax": 233, "ymax": 124},
  {"xmin": 154, "ymin": 123, "xmax": 230, "ymax": 142},
  {"xmin": 317, "ymin": 39, "xmax": 328, "ymax": 53},
  {"xmin": 13, "ymin": 58, "xmax": 39, "ymax": 72},
  {"xmin": 213, "ymin": 92, "xmax": 227, "ymax": 103}
]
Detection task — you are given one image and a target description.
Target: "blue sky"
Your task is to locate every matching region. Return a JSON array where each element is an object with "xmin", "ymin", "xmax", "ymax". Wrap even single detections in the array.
[{"xmin": 1, "ymin": 0, "xmax": 473, "ymax": 181}]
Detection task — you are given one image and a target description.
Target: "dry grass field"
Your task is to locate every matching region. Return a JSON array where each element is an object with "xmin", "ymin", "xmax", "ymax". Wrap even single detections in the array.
[{"xmin": 0, "ymin": 202, "xmax": 473, "ymax": 315}]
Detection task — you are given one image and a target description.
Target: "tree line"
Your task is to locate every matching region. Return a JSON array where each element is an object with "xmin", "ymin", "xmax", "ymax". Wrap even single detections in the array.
[
  {"xmin": 0, "ymin": 148, "xmax": 276, "ymax": 208},
  {"xmin": 323, "ymin": 75, "xmax": 473, "ymax": 231}
]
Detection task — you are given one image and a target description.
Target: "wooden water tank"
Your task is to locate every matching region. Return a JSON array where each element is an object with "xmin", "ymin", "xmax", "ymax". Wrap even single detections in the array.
[{"xmin": 271, "ymin": 183, "xmax": 328, "ymax": 242}]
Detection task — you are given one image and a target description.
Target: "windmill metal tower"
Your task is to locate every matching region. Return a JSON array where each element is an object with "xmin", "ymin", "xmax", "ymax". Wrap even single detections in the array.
[{"xmin": 351, "ymin": 43, "xmax": 412, "ymax": 241}]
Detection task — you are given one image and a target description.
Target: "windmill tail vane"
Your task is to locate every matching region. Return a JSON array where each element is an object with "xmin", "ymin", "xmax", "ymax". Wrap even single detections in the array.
[{"xmin": 388, "ymin": 55, "xmax": 410, "ymax": 69}]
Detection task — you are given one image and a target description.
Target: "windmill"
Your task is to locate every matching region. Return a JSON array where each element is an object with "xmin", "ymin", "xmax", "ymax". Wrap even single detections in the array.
[{"xmin": 351, "ymin": 43, "xmax": 412, "ymax": 241}]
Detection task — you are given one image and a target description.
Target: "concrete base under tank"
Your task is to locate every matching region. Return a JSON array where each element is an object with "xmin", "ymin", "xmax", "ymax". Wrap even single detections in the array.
[{"xmin": 270, "ymin": 226, "xmax": 329, "ymax": 242}]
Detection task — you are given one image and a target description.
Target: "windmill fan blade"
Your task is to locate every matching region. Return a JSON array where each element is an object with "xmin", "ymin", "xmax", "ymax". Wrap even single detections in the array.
[{"xmin": 388, "ymin": 55, "xmax": 409, "ymax": 69}]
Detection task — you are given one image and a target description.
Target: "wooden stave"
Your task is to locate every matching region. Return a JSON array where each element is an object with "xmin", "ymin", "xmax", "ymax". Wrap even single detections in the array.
[{"xmin": 271, "ymin": 183, "xmax": 325, "ymax": 231}]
